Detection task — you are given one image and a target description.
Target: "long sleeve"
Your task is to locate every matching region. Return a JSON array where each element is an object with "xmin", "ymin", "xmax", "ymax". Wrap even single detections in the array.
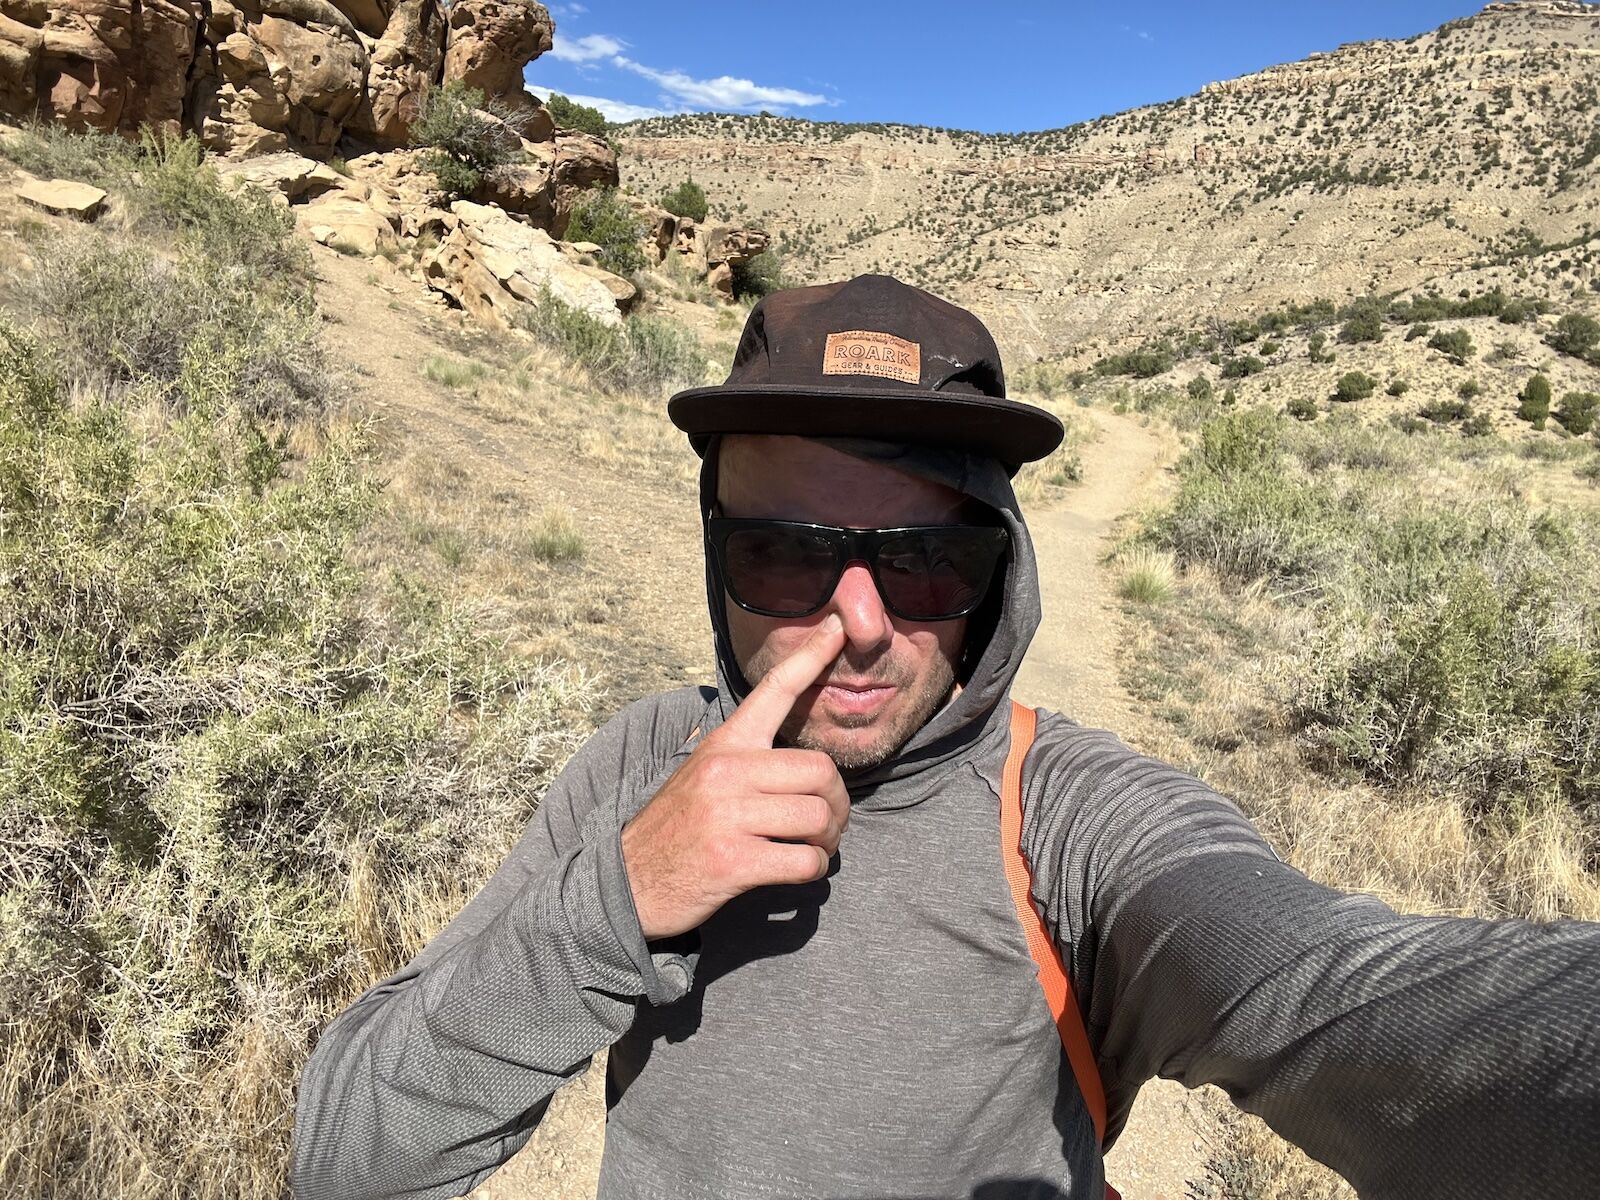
[
  {"xmin": 289, "ymin": 690, "xmax": 709, "ymax": 1200},
  {"xmin": 1022, "ymin": 713, "xmax": 1600, "ymax": 1198}
]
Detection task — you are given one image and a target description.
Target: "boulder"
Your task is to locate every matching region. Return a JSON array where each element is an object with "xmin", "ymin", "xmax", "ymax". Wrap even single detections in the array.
[
  {"xmin": 550, "ymin": 130, "xmax": 618, "ymax": 236},
  {"xmin": 17, "ymin": 176, "xmax": 107, "ymax": 220},
  {"xmin": 216, "ymin": 151, "xmax": 346, "ymax": 200},
  {"xmin": 473, "ymin": 142, "xmax": 555, "ymax": 224},
  {"xmin": 422, "ymin": 198, "xmax": 630, "ymax": 329},
  {"xmin": 296, "ymin": 191, "xmax": 399, "ymax": 255},
  {"xmin": 442, "ymin": 0, "xmax": 552, "ymax": 103}
]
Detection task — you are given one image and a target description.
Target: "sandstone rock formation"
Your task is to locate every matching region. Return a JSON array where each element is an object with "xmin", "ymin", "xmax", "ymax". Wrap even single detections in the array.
[
  {"xmin": 442, "ymin": 0, "xmax": 552, "ymax": 111},
  {"xmin": 648, "ymin": 210, "xmax": 771, "ymax": 300},
  {"xmin": 423, "ymin": 199, "xmax": 635, "ymax": 329},
  {"xmin": 0, "ymin": 0, "xmax": 564, "ymax": 158}
]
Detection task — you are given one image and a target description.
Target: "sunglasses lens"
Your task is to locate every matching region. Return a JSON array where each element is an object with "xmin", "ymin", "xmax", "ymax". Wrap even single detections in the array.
[
  {"xmin": 875, "ymin": 529, "xmax": 1005, "ymax": 619},
  {"xmin": 722, "ymin": 527, "xmax": 838, "ymax": 615}
]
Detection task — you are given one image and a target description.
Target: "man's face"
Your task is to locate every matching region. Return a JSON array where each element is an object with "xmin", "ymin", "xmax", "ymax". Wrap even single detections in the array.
[{"xmin": 716, "ymin": 435, "xmax": 974, "ymax": 771}]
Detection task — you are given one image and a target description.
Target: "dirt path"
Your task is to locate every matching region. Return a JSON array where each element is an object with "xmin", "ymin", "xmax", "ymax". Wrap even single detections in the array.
[{"xmin": 1015, "ymin": 408, "xmax": 1215, "ymax": 1200}]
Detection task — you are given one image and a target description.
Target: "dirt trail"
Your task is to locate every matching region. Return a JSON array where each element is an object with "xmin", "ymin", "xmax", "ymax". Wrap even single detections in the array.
[{"xmin": 1015, "ymin": 407, "xmax": 1215, "ymax": 1200}]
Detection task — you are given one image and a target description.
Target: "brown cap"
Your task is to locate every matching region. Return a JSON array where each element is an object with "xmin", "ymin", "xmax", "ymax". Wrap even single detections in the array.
[{"xmin": 667, "ymin": 274, "xmax": 1063, "ymax": 476}]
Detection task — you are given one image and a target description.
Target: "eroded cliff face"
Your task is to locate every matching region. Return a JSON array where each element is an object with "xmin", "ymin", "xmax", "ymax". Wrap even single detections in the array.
[{"xmin": 0, "ymin": 0, "xmax": 555, "ymax": 157}]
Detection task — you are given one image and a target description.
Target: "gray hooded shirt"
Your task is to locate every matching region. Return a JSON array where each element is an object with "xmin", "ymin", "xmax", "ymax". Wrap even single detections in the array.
[{"xmin": 291, "ymin": 440, "xmax": 1600, "ymax": 1200}]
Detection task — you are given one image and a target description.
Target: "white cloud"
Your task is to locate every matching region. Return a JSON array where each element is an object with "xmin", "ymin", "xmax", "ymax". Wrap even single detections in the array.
[
  {"xmin": 548, "ymin": 2, "xmax": 587, "ymax": 15},
  {"xmin": 614, "ymin": 56, "xmax": 827, "ymax": 111},
  {"xmin": 548, "ymin": 32, "xmax": 624, "ymax": 63},
  {"xmin": 565, "ymin": 92, "xmax": 675, "ymax": 122}
]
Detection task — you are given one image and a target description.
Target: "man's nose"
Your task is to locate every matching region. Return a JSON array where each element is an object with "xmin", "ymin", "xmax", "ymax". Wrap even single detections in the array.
[{"xmin": 826, "ymin": 559, "xmax": 893, "ymax": 651}]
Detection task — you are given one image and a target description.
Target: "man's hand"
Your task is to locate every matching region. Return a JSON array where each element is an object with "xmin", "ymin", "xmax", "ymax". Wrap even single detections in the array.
[{"xmin": 621, "ymin": 615, "xmax": 851, "ymax": 941}]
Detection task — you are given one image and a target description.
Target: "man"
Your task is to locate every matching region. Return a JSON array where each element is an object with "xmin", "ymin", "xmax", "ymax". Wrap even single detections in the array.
[{"xmin": 292, "ymin": 275, "xmax": 1599, "ymax": 1200}]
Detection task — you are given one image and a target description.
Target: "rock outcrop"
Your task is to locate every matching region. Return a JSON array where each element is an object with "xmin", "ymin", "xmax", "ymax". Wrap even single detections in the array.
[
  {"xmin": 441, "ymin": 0, "xmax": 552, "ymax": 111},
  {"xmin": 423, "ymin": 199, "xmax": 636, "ymax": 329},
  {"xmin": 0, "ymin": 0, "xmax": 568, "ymax": 159},
  {"xmin": 648, "ymin": 210, "xmax": 772, "ymax": 300},
  {"xmin": 16, "ymin": 175, "xmax": 107, "ymax": 220}
]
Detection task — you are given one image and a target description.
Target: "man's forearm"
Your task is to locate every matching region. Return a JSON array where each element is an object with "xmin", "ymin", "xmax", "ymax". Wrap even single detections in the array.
[{"xmin": 290, "ymin": 829, "xmax": 691, "ymax": 1200}]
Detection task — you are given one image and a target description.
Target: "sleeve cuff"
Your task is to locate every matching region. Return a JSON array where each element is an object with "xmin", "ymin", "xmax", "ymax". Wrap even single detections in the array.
[{"xmin": 569, "ymin": 808, "xmax": 697, "ymax": 1008}]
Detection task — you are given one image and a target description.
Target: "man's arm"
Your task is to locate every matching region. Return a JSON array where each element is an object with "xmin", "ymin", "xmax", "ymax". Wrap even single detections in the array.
[
  {"xmin": 289, "ymin": 692, "xmax": 706, "ymax": 1200},
  {"xmin": 1023, "ymin": 715, "xmax": 1600, "ymax": 1198}
]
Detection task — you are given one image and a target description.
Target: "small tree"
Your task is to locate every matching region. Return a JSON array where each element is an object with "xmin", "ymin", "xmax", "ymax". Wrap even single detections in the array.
[
  {"xmin": 731, "ymin": 248, "xmax": 787, "ymax": 300},
  {"xmin": 410, "ymin": 80, "xmax": 524, "ymax": 200},
  {"xmin": 1427, "ymin": 328, "xmax": 1475, "ymax": 365},
  {"xmin": 661, "ymin": 177, "xmax": 709, "ymax": 222},
  {"xmin": 1308, "ymin": 330, "xmax": 1334, "ymax": 364},
  {"xmin": 1518, "ymin": 374, "xmax": 1552, "ymax": 429},
  {"xmin": 565, "ymin": 186, "xmax": 646, "ymax": 275},
  {"xmin": 1557, "ymin": 391, "xmax": 1600, "ymax": 436},
  {"xmin": 545, "ymin": 92, "xmax": 609, "ymax": 138},
  {"xmin": 1187, "ymin": 375, "xmax": 1214, "ymax": 402},
  {"xmin": 1548, "ymin": 313, "xmax": 1600, "ymax": 359},
  {"xmin": 1286, "ymin": 395, "xmax": 1318, "ymax": 421},
  {"xmin": 1338, "ymin": 301, "xmax": 1385, "ymax": 344},
  {"xmin": 1335, "ymin": 371, "xmax": 1377, "ymax": 401}
]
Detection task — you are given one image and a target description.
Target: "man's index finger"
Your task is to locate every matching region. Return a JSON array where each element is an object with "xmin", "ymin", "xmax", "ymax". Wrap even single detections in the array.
[{"xmin": 723, "ymin": 615, "xmax": 845, "ymax": 746}]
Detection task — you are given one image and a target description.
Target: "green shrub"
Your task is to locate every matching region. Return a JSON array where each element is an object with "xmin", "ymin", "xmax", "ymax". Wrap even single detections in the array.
[
  {"xmin": 518, "ymin": 285, "xmax": 708, "ymax": 394},
  {"xmin": 661, "ymin": 177, "xmax": 709, "ymax": 222},
  {"xmin": 1259, "ymin": 340, "xmax": 1282, "ymax": 357},
  {"xmin": 1547, "ymin": 312, "xmax": 1600, "ymax": 359},
  {"xmin": 1457, "ymin": 378, "xmax": 1482, "ymax": 400},
  {"xmin": 545, "ymin": 92, "xmax": 610, "ymax": 138},
  {"xmin": 1338, "ymin": 302, "xmax": 1385, "ymax": 344},
  {"xmin": 1286, "ymin": 395, "xmax": 1319, "ymax": 421},
  {"xmin": 1187, "ymin": 375, "xmax": 1214, "ymax": 402},
  {"xmin": 1153, "ymin": 404, "xmax": 1600, "ymax": 814},
  {"xmin": 1220, "ymin": 355, "xmax": 1266, "ymax": 379},
  {"xmin": 564, "ymin": 186, "xmax": 647, "ymax": 276},
  {"xmin": 1498, "ymin": 299, "xmax": 1531, "ymax": 325},
  {"xmin": 731, "ymin": 248, "xmax": 787, "ymax": 300},
  {"xmin": 1461, "ymin": 410, "xmax": 1494, "ymax": 438},
  {"xmin": 1518, "ymin": 374, "xmax": 1552, "ymax": 428},
  {"xmin": 1308, "ymin": 330, "xmax": 1335, "ymax": 364},
  {"xmin": 410, "ymin": 80, "xmax": 523, "ymax": 200},
  {"xmin": 1405, "ymin": 322, "xmax": 1432, "ymax": 341},
  {"xmin": 1387, "ymin": 379, "xmax": 1411, "ymax": 397},
  {"xmin": 1557, "ymin": 391, "xmax": 1600, "ymax": 436},
  {"xmin": 1427, "ymin": 328, "xmax": 1475, "ymax": 365},
  {"xmin": 23, "ymin": 228, "xmax": 327, "ymax": 420},
  {"xmin": 1335, "ymin": 371, "xmax": 1377, "ymax": 401},
  {"xmin": 1096, "ymin": 344, "xmax": 1174, "ymax": 378},
  {"xmin": 1420, "ymin": 397, "xmax": 1470, "ymax": 423}
]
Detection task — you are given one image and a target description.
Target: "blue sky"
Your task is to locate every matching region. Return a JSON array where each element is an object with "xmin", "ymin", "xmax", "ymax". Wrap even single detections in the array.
[{"xmin": 528, "ymin": 1, "xmax": 1489, "ymax": 131}]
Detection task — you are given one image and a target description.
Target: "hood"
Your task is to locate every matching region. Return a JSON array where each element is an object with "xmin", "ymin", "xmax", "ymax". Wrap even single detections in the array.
[{"xmin": 697, "ymin": 436, "xmax": 1042, "ymax": 812}]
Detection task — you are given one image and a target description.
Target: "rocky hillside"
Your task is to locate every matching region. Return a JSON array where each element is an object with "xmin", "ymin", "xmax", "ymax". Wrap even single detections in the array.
[{"xmin": 619, "ymin": 0, "xmax": 1600, "ymax": 364}]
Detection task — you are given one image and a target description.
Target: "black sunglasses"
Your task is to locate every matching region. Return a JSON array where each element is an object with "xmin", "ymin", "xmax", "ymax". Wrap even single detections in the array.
[{"xmin": 707, "ymin": 517, "xmax": 1008, "ymax": 622}]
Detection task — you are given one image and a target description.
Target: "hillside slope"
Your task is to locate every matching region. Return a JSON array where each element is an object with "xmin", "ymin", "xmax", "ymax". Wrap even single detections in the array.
[{"xmin": 619, "ymin": 0, "xmax": 1600, "ymax": 364}]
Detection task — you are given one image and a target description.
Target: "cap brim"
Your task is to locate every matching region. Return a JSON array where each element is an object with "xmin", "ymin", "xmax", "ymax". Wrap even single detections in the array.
[{"xmin": 667, "ymin": 384, "xmax": 1064, "ymax": 477}]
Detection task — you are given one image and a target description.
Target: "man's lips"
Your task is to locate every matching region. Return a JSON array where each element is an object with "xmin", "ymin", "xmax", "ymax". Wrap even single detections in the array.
[{"xmin": 813, "ymin": 679, "xmax": 897, "ymax": 715}]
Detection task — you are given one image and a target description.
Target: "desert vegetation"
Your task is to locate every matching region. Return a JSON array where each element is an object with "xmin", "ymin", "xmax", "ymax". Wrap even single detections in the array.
[
  {"xmin": 1117, "ymin": 398, "xmax": 1599, "ymax": 1196},
  {"xmin": 0, "ymin": 128, "xmax": 598, "ymax": 1199}
]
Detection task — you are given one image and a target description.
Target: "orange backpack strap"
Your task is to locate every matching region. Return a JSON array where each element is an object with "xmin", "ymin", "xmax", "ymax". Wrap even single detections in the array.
[{"xmin": 1000, "ymin": 700, "xmax": 1115, "ymax": 1174}]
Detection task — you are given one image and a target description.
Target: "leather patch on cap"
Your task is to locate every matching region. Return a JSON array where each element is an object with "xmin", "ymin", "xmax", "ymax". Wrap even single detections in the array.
[{"xmin": 822, "ymin": 330, "xmax": 921, "ymax": 384}]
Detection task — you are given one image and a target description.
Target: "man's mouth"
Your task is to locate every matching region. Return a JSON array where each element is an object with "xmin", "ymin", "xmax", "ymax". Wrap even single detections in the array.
[{"xmin": 816, "ymin": 679, "xmax": 897, "ymax": 716}]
